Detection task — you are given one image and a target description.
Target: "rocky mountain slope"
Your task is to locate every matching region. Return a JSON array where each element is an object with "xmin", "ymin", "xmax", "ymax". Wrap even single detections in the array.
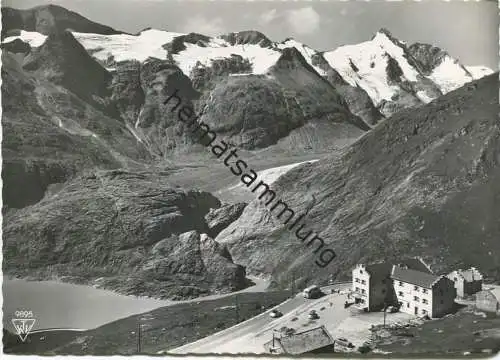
[
  {"xmin": 215, "ymin": 73, "xmax": 500, "ymax": 287},
  {"xmin": 3, "ymin": 170, "xmax": 248, "ymax": 299},
  {"xmin": 1, "ymin": 41, "xmax": 151, "ymax": 210},
  {"xmin": 2, "ymin": 5, "xmax": 497, "ymax": 299}
]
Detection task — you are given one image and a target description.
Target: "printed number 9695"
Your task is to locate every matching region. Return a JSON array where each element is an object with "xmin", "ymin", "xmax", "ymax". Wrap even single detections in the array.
[{"xmin": 15, "ymin": 310, "xmax": 33, "ymax": 318}]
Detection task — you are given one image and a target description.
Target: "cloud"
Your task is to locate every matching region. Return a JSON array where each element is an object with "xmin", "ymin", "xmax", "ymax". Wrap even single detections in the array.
[
  {"xmin": 258, "ymin": 8, "xmax": 278, "ymax": 25},
  {"xmin": 286, "ymin": 7, "xmax": 320, "ymax": 35},
  {"xmin": 180, "ymin": 15, "xmax": 225, "ymax": 36}
]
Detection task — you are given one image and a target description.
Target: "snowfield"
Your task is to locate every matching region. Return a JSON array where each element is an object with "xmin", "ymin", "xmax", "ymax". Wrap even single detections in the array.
[
  {"xmin": 428, "ymin": 56, "xmax": 476, "ymax": 94},
  {"xmin": 227, "ymin": 159, "xmax": 320, "ymax": 192},
  {"xmin": 173, "ymin": 39, "xmax": 281, "ymax": 76},
  {"xmin": 73, "ymin": 29, "xmax": 183, "ymax": 64}
]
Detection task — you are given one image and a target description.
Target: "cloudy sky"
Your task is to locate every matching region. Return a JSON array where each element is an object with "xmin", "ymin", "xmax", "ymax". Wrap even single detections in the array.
[{"xmin": 3, "ymin": 0, "xmax": 498, "ymax": 68}]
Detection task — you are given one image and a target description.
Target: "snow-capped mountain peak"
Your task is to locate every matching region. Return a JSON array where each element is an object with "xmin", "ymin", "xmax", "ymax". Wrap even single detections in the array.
[{"xmin": 2, "ymin": 18, "xmax": 493, "ymax": 120}]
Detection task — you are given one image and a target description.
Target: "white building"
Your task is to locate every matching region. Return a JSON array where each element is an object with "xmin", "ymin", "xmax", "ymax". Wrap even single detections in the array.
[{"xmin": 392, "ymin": 265, "xmax": 456, "ymax": 318}]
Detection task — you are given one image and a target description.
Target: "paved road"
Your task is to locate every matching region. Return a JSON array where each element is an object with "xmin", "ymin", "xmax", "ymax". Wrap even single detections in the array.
[{"xmin": 167, "ymin": 283, "xmax": 350, "ymax": 354}]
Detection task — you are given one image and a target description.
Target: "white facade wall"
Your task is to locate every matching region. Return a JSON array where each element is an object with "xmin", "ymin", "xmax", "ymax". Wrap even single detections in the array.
[
  {"xmin": 394, "ymin": 280, "xmax": 433, "ymax": 317},
  {"xmin": 352, "ymin": 265, "xmax": 371, "ymax": 308}
]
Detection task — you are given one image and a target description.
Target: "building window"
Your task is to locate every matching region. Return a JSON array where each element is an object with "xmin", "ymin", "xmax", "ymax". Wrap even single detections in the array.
[
  {"xmin": 414, "ymin": 296, "xmax": 419, "ymax": 302},
  {"xmin": 399, "ymin": 281, "xmax": 404, "ymax": 286},
  {"xmin": 355, "ymin": 278, "xmax": 360, "ymax": 283},
  {"xmin": 361, "ymin": 280, "xmax": 366, "ymax": 285},
  {"xmin": 422, "ymin": 299, "xmax": 428, "ymax": 304},
  {"xmin": 361, "ymin": 289, "xmax": 366, "ymax": 294},
  {"xmin": 439, "ymin": 290, "xmax": 444, "ymax": 296},
  {"xmin": 422, "ymin": 289, "xmax": 428, "ymax": 294},
  {"xmin": 360, "ymin": 270, "xmax": 363, "ymax": 274},
  {"xmin": 422, "ymin": 309, "xmax": 427, "ymax": 315},
  {"xmin": 360, "ymin": 299, "xmax": 365, "ymax": 304},
  {"xmin": 414, "ymin": 285, "xmax": 419, "ymax": 291},
  {"xmin": 454, "ymin": 277, "xmax": 457, "ymax": 282},
  {"xmin": 398, "ymin": 291, "xmax": 403, "ymax": 297},
  {"xmin": 407, "ymin": 302, "xmax": 410, "ymax": 308},
  {"xmin": 355, "ymin": 287, "xmax": 360, "ymax": 292},
  {"xmin": 440, "ymin": 300, "xmax": 444, "ymax": 305}
]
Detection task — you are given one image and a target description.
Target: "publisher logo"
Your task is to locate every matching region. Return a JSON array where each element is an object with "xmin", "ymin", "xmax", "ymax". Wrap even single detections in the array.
[{"xmin": 12, "ymin": 310, "xmax": 36, "ymax": 342}]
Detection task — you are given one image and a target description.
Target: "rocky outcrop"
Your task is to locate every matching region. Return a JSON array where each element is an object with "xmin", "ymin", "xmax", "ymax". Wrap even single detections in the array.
[
  {"xmin": 1, "ymin": 38, "xmax": 31, "ymax": 54},
  {"xmin": 3, "ymin": 170, "xmax": 248, "ymax": 299},
  {"xmin": 220, "ymin": 30, "xmax": 274, "ymax": 47},
  {"xmin": 205, "ymin": 202, "xmax": 247, "ymax": 237},
  {"xmin": 108, "ymin": 60, "xmax": 145, "ymax": 123},
  {"xmin": 190, "ymin": 55, "xmax": 253, "ymax": 92},
  {"xmin": 407, "ymin": 43, "xmax": 453, "ymax": 75},
  {"xmin": 196, "ymin": 48, "xmax": 369, "ymax": 150},
  {"xmin": 162, "ymin": 33, "xmax": 211, "ymax": 55},
  {"xmin": 215, "ymin": 73, "xmax": 500, "ymax": 287},
  {"xmin": 134, "ymin": 59, "xmax": 201, "ymax": 156},
  {"xmin": 1, "ymin": 5, "xmax": 122, "ymax": 38},
  {"xmin": 23, "ymin": 30, "xmax": 112, "ymax": 103}
]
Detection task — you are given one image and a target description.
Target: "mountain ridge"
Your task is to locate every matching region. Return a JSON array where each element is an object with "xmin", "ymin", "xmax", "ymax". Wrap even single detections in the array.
[{"xmin": 2, "ymin": 6, "xmax": 492, "ymax": 124}]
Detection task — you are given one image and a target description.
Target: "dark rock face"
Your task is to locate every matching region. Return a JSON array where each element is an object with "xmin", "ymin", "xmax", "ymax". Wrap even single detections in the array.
[
  {"xmin": 3, "ymin": 170, "xmax": 248, "ymax": 299},
  {"xmin": 2, "ymin": 51, "xmax": 151, "ymax": 209},
  {"xmin": 196, "ymin": 48, "xmax": 369, "ymax": 150},
  {"xmin": 134, "ymin": 59, "xmax": 201, "ymax": 157},
  {"xmin": 1, "ymin": 5, "xmax": 122, "ymax": 38},
  {"xmin": 215, "ymin": 73, "xmax": 500, "ymax": 287},
  {"xmin": 162, "ymin": 33, "xmax": 211, "ymax": 55},
  {"xmin": 1, "ymin": 38, "xmax": 31, "ymax": 54},
  {"xmin": 190, "ymin": 55, "xmax": 253, "ymax": 92},
  {"xmin": 23, "ymin": 30, "xmax": 112, "ymax": 103},
  {"xmin": 386, "ymin": 54, "xmax": 404, "ymax": 84},
  {"xmin": 220, "ymin": 30, "xmax": 274, "ymax": 47},
  {"xmin": 311, "ymin": 52, "xmax": 384, "ymax": 126},
  {"xmin": 407, "ymin": 43, "xmax": 450, "ymax": 75},
  {"xmin": 205, "ymin": 202, "xmax": 247, "ymax": 237},
  {"xmin": 108, "ymin": 60, "xmax": 145, "ymax": 123}
]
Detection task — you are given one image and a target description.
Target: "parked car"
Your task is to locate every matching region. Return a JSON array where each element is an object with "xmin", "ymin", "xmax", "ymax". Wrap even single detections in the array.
[
  {"xmin": 308, "ymin": 310, "xmax": 319, "ymax": 320},
  {"xmin": 269, "ymin": 309, "xmax": 283, "ymax": 318}
]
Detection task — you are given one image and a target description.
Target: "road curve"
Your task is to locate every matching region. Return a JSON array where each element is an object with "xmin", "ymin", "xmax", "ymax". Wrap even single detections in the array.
[{"xmin": 165, "ymin": 283, "xmax": 350, "ymax": 354}]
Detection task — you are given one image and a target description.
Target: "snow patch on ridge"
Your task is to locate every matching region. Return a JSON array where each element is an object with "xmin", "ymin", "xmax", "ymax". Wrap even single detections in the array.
[
  {"xmin": 3, "ymin": 30, "xmax": 48, "ymax": 47},
  {"xmin": 465, "ymin": 65, "xmax": 494, "ymax": 80},
  {"xmin": 427, "ymin": 56, "xmax": 475, "ymax": 93}
]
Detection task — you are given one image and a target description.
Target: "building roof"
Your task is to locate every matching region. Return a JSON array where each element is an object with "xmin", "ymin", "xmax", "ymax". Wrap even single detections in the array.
[
  {"xmin": 266, "ymin": 326, "xmax": 334, "ymax": 355},
  {"xmin": 396, "ymin": 257, "xmax": 433, "ymax": 274},
  {"xmin": 391, "ymin": 265, "xmax": 441, "ymax": 289},
  {"xmin": 359, "ymin": 257, "xmax": 433, "ymax": 281}
]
